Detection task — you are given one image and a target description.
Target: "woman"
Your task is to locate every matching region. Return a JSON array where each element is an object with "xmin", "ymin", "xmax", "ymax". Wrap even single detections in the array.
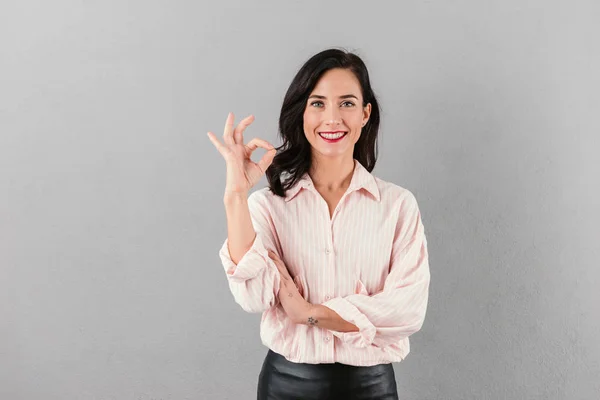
[{"xmin": 207, "ymin": 49, "xmax": 430, "ymax": 399}]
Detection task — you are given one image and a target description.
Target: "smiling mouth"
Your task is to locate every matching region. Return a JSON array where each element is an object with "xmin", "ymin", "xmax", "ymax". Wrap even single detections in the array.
[{"xmin": 318, "ymin": 131, "xmax": 347, "ymax": 140}]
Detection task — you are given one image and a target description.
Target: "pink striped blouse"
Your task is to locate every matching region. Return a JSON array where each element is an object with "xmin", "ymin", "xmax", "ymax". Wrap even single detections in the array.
[{"xmin": 219, "ymin": 160, "xmax": 430, "ymax": 366}]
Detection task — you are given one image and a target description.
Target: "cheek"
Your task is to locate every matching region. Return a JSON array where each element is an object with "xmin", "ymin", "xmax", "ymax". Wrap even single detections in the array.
[
  {"xmin": 303, "ymin": 111, "xmax": 319, "ymax": 131},
  {"xmin": 347, "ymin": 113, "xmax": 364, "ymax": 131}
]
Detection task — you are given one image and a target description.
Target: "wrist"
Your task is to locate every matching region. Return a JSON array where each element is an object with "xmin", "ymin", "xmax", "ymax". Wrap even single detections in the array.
[
  {"xmin": 223, "ymin": 191, "xmax": 248, "ymax": 205},
  {"xmin": 299, "ymin": 303, "xmax": 319, "ymax": 326}
]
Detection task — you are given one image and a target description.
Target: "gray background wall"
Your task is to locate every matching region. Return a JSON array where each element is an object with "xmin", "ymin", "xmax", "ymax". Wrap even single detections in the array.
[{"xmin": 1, "ymin": 1, "xmax": 598, "ymax": 399}]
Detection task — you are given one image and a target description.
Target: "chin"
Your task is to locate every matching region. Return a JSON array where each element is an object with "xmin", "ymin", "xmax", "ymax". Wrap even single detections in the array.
[{"xmin": 316, "ymin": 148, "xmax": 352, "ymax": 158}]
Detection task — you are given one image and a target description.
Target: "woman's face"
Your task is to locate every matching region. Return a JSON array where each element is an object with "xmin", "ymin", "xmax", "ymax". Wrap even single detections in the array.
[{"xmin": 303, "ymin": 68, "xmax": 371, "ymax": 161}]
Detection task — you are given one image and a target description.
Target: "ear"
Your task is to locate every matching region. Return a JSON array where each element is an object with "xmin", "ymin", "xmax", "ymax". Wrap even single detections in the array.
[{"xmin": 362, "ymin": 103, "xmax": 372, "ymax": 127}]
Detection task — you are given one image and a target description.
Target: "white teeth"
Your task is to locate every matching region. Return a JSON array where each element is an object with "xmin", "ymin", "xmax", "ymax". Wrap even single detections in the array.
[{"xmin": 319, "ymin": 132, "xmax": 345, "ymax": 139}]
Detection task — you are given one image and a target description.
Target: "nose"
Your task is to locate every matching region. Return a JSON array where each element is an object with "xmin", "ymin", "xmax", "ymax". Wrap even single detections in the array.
[{"xmin": 324, "ymin": 107, "xmax": 342, "ymax": 127}]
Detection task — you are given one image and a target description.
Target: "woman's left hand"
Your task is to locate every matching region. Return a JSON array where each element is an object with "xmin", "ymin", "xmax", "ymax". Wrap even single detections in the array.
[{"xmin": 268, "ymin": 251, "xmax": 313, "ymax": 325}]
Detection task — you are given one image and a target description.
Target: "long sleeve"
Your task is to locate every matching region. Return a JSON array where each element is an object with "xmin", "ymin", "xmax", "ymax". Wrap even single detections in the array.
[
  {"xmin": 322, "ymin": 192, "xmax": 430, "ymax": 348},
  {"xmin": 219, "ymin": 190, "xmax": 282, "ymax": 314}
]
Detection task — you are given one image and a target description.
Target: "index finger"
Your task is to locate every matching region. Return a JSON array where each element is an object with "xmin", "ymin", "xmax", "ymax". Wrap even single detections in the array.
[
  {"xmin": 233, "ymin": 115, "xmax": 254, "ymax": 144},
  {"xmin": 222, "ymin": 112, "xmax": 235, "ymax": 145},
  {"xmin": 269, "ymin": 254, "xmax": 292, "ymax": 280},
  {"xmin": 268, "ymin": 250, "xmax": 280, "ymax": 259},
  {"xmin": 246, "ymin": 138, "xmax": 275, "ymax": 152}
]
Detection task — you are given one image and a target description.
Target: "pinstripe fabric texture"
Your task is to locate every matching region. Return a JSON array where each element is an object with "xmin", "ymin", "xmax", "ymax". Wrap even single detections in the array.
[{"xmin": 219, "ymin": 160, "xmax": 430, "ymax": 366}]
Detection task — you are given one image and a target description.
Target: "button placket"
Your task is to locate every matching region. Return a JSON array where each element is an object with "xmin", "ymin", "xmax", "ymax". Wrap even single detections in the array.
[
  {"xmin": 326, "ymin": 219, "xmax": 335, "ymax": 326},
  {"xmin": 319, "ymin": 192, "xmax": 337, "ymax": 355}
]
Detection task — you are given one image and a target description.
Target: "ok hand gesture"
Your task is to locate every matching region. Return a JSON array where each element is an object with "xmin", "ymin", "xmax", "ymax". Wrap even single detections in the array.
[{"xmin": 207, "ymin": 112, "xmax": 277, "ymax": 196}]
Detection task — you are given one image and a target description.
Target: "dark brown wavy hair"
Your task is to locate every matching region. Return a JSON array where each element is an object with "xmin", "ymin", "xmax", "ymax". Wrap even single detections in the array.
[{"xmin": 266, "ymin": 48, "xmax": 381, "ymax": 197}]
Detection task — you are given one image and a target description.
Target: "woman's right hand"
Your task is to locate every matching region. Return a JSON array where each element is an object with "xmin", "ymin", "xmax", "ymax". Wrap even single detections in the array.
[{"xmin": 207, "ymin": 112, "xmax": 277, "ymax": 196}]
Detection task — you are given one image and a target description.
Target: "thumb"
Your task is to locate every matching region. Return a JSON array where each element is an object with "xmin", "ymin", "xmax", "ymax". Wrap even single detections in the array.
[{"xmin": 257, "ymin": 147, "xmax": 276, "ymax": 173}]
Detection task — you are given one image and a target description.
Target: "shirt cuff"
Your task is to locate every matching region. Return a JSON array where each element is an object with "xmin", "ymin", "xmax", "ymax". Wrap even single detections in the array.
[
  {"xmin": 219, "ymin": 234, "xmax": 271, "ymax": 281},
  {"xmin": 322, "ymin": 297, "xmax": 376, "ymax": 348}
]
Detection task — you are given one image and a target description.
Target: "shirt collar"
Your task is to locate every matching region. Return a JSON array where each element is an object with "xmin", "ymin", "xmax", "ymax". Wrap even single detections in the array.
[{"xmin": 284, "ymin": 159, "xmax": 381, "ymax": 202}]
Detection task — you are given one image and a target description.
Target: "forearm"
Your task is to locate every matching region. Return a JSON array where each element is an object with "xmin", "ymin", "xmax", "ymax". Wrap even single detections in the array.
[
  {"xmin": 223, "ymin": 192, "xmax": 256, "ymax": 265},
  {"xmin": 302, "ymin": 304, "xmax": 359, "ymax": 332}
]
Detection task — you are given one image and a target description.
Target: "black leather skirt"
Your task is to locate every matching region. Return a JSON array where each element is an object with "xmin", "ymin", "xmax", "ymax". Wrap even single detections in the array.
[{"xmin": 257, "ymin": 349, "xmax": 399, "ymax": 400}]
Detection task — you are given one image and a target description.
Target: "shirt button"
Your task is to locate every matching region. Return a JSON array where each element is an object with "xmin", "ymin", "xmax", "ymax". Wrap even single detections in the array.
[
  {"xmin": 325, "ymin": 248, "xmax": 331, "ymax": 254},
  {"xmin": 325, "ymin": 295, "xmax": 331, "ymax": 301},
  {"xmin": 324, "ymin": 336, "xmax": 331, "ymax": 342}
]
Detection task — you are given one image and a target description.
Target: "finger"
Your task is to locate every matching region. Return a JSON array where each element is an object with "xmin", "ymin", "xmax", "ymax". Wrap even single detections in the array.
[
  {"xmin": 293, "ymin": 276, "xmax": 303, "ymax": 297},
  {"xmin": 246, "ymin": 138, "xmax": 277, "ymax": 173},
  {"xmin": 246, "ymin": 138, "xmax": 275, "ymax": 152},
  {"xmin": 277, "ymin": 272, "xmax": 287, "ymax": 293},
  {"xmin": 280, "ymin": 273, "xmax": 292, "ymax": 288},
  {"xmin": 222, "ymin": 112, "xmax": 235, "ymax": 145},
  {"xmin": 269, "ymin": 253, "xmax": 292, "ymax": 281},
  {"xmin": 274, "ymin": 261, "xmax": 290, "ymax": 281},
  {"xmin": 257, "ymin": 147, "xmax": 277, "ymax": 174},
  {"xmin": 267, "ymin": 250, "xmax": 279, "ymax": 262},
  {"xmin": 267, "ymin": 251, "xmax": 290, "ymax": 275},
  {"xmin": 233, "ymin": 115, "xmax": 254, "ymax": 144},
  {"xmin": 207, "ymin": 132, "xmax": 227, "ymax": 156},
  {"xmin": 268, "ymin": 250, "xmax": 284, "ymax": 260},
  {"xmin": 269, "ymin": 253, "xmax": 287, "ymax": 277}
]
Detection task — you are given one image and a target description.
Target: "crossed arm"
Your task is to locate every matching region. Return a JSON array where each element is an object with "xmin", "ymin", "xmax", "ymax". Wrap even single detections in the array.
[
  {"xmin": 221, "ymin": 191, "xmax": 430, "ymax": 348},
  {"xmin": 268, "ymin": 249, "xmax": 359, "ymax": 332}
]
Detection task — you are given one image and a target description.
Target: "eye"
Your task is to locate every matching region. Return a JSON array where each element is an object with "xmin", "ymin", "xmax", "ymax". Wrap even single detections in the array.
[
  {"xmin": 310, "ymin": 101, "xmax": 324, "ymax": 107},
  {"xmin": 341, "ymin": 101, "xmax": 355, "ymax": 107}
]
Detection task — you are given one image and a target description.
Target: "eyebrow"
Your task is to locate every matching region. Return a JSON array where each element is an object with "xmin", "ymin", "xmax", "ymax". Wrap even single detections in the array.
[{"xmin": 308, "ymin": 94, "xmax": 359, "ymax": 100}]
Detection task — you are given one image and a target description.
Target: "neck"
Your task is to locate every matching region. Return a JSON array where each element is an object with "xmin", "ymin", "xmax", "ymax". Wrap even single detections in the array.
[{"xmin": 309, "ymin": 154, "xmax": 355, "ymax": 191}]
